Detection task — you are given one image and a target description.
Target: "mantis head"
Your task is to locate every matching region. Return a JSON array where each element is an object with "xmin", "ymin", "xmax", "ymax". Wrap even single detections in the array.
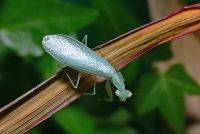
[{"xmin": 115, "ymin": 90, "xmax": 132, "ymax": 101}]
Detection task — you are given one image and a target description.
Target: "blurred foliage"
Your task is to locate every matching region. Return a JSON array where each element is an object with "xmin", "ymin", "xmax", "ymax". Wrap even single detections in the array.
[
  {"xmin": 136, "ymin": 65, "xmax": 200, "ymax": 134},
  {"xmin": 185, "ymin": 0, "xmax": 200, "ymax": 4},
  {"xmin": 0, "ymin": 0, "xmax": 199, "ymax": 134},
  {"xmin": 54, "ymin": 107, "xmax": 95, "ymax": 134}
]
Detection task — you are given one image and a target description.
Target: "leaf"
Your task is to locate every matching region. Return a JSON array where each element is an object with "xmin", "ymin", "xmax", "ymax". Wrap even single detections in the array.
[
  {"xmin": 36, "ymin": 54, "xmax": 59, "ymax": 78},
  {"xmin": 149, "ymin": 0, "xmax": 200, "ymax": 123},
  {"xmin": 166, "ymin": 65, "xmax": 200, "ymax": 94},
  {"xmin": 121, "ymin": 59, "xmax": 141, "ymax": 84},
  {"xmin": 171, "ymin": 34, "xmax": 200, "ymax": 84},
  {"xmin": 0, "ymin": 43, "xmax": 8, "ymax": 61},
  {"xmin": 106, "ymin": 108, "xmax": 132, "ymax": 125},
  {"xmin": 159, "ymin": 78, "xmax": 185, "ymax": 134},
  {"xmin": 0, "ymin": 0, "xmax": 98, "ymax": 57},
  {"xmin": 148, "ymin": 0, "xmax": 200, "ymax": 85},
  {"xmin": 93, "ymin": 0, "xmax": 140, "ymax": 42},
  {"xmin": 0, "ymin": 0, "xmax": 98, "ymax": 34},
  {"xmin": 185, "ymin": 0, "xmax": 200, "ymax": 4},
  {"xmin": 53, "ymin": 107, "xmax": 95, "ymax": 134},
  {"xmin": 136, "ymin": 72, "xmax": 162, "ymax": 114},
  {"xmin": 97, "ymin": 127, "xmax": 138, "ymax": 134},
  {"xmin": 0, "ymin": 29, "xmax": 43, "ymax": 57},
  {"xmin": 143, "ymin": 42, "xmax": 172, "ymax": 65},
  {"xmin": 27, "ymin": 129, "xmax": 43, "ymax": 134},
  {"xmin": 136, "ymin": 65, "xmax": 200, "ymax": 134}
]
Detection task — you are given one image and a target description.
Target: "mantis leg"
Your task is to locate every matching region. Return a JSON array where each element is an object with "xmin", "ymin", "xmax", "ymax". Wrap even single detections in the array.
[
  {"xmin": 104, "ymin": 79, "xmax": 114, "ymax": 102},
  {"xmin": 84, "ymin": 76, "xmax": 96, "ymax": 95},
  {"xmin": 63, "ymin": 69, "xmax": 81, "ymax": 88},
  {"xmin": 82, "ymin": 35, "xmax": 88, "ymax": 46}
]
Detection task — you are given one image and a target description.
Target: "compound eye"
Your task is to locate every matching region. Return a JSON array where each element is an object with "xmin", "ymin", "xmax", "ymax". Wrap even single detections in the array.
[
  {"xmin": 115, "ymin": 90, "xmax": 120, "ymax": 96},
  {"xmin": 126, "ymin": 90, "xmax": 132, "ymax": 98}
]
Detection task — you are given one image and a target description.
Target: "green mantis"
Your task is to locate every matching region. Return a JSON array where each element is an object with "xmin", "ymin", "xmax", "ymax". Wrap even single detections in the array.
[{"xmin": 42, "ymin": 34, "xmax": 132, "ymax": 101}]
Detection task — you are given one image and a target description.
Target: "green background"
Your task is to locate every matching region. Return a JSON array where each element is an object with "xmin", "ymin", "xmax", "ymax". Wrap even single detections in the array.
[{"xmin": 0, "ymin": 0, "xmax": 200, "ymax": 134}]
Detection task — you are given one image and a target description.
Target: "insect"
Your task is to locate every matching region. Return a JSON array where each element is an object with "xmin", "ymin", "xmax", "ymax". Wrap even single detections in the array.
[{"xmin": 42, "ymin": 34, "xmax": 132, "ymax": 101}]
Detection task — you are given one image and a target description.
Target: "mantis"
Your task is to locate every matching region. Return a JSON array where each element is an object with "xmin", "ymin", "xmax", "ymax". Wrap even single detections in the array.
[{"xmin": 42, "ymin": 34, "xmax": 132, "ymax": 101}]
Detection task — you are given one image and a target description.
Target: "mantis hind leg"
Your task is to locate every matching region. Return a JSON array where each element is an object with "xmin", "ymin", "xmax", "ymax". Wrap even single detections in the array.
[
  {"xmin": 63, "ymin": 69, "xmax": 81, "ymax": 88},
  {"xmin": 104, "ymin": 79, "xmax": 114, "ymax": 102},
  {"xmin": 84, "ymin": 76, "xmax": 96, "ymax": 95}
]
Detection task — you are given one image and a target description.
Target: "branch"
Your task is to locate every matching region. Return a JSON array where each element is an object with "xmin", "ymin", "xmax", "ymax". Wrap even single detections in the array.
[{"xmin": 0, "ymin": 3, "xmax": 200, "ymax": 134}]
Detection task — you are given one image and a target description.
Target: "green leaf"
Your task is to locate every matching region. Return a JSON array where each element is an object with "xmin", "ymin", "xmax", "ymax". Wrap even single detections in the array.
[
  {"xmin": 136, "ymin": 65, "xmax": 200, "ymax": 134},
  {"xmin": 159, "ymin": 77, "xmax": 185, "ymax": 134},
  {"xmin": 27, "ymin": 129, "xmax": 43, "ymax": 134},
  {"xmin": 36, "ymin": 54, "xmax": 59, "ymax": 78},
  {"xmin": 0, "ymin": 43, "xmax": 8, "ymax": 61},
  {"xmin": 106, "ymin": 108, "xmax": 132, "ymax": 125},
  {"xmin": 93, "ymin": 0, "xmax": 140, "ymax": 42},
  {"xmin": 184, "ymin": 0, "xmax": 200, "ymax": 4},
  {"xmin": 166, "ymin": 65, "xmax": 200, "ymax": 94},
  {"xmin": 53, "ymin": 107, "xmax": 95, "ymax": 134},
  {"xmin": 97, "ymin": 126, "xmax": 138, "ymax": 134},
  {"xmin": 136, "ymin": 73, "xmax": 161, "ymax": 114},
  {"xmin": 121, "ymin": 59, "xmax": 141, "ymax": 84},
  {"xmin": 143, "ymin": 43, "xmax": 172, "ymax": 65},
  {"xmin": 0, "ymin": 29, "xmax": 43, "ymax": 57},
  {"xmin": 0, "ymin": 0, "xmax": 98, "ymax": 34},
  {"xmin": 0, "ymin": 0, "xmax": 98, "ymax": 57}
]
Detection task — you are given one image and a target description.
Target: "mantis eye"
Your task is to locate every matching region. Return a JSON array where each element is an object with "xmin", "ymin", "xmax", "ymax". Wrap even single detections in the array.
[
  {"xmin": 115, "ymin": 90, "xmax": 120, "ymax": 96},
  {"xmin": 115, "ymin": 90, "xmax": 132, "ymax": 98},
  {"xmin": 125, "ymin": 90, "xmax": 132, "ymax": 98}
]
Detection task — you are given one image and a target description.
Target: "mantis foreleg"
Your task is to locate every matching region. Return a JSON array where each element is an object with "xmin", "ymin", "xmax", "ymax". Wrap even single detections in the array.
[{"xmin": 104, "ymin": 79, "xmax": 114, "ymax": 102}]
